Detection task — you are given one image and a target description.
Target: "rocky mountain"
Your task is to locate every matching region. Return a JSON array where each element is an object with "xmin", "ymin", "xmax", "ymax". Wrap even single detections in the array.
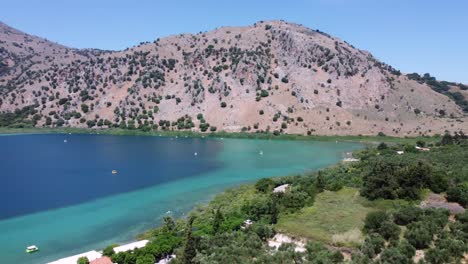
[{"xmin": 0, "ymin": 20, "xmax": 466, "ymax": 136}]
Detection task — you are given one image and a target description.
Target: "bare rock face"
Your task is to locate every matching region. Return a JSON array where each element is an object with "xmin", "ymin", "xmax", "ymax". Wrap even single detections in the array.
[{"xmin": 0, "ymin": 20, "xmax": 466, "ymax": 136}]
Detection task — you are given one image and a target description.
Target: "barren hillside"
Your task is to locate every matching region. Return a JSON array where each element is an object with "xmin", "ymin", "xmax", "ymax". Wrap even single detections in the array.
[{"xmin": 0, "ymin": 20, "xmax": 466, "ymax": 136}]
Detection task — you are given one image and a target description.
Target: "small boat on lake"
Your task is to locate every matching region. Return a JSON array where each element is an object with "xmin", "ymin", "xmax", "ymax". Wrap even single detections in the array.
[
  {"xmin": 26, "ymin": 245, "xmax": 38, "ymax": 253},
  {"xmin": 112, "ymin": 170, "xmax": 118, "ymax": 174}
]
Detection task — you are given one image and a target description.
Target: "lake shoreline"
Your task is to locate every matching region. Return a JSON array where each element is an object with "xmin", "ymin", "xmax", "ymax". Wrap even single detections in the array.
[{"xmin": 0, "ymin": 127, "xmax": 440, "ymax": 145}]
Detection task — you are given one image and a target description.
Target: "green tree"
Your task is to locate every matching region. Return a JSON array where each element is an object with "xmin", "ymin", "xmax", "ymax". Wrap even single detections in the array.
[
  {"xmin": 136, "ymin": 254, "xmax": 155, "ymax": 264},
  {"xmin": 212, "ymin": 208, "xmax": 224, "ymax": 234},
  {"xmin": 182, "ymin": 216, "xmax": 197, "ymax": 264},
  {"xmin": 315, "ymin": 172, "xmax": 326, "ymax": 192},
  {"xmin": 255, "ymin": 178, "xmax": 275, "ymax": 193},
  {"xmin": 252, "ymin": 223, "xmax": 275, "ymax": 241},
  {"xmin": 270, "ymin": 196, "xmax": 279, "ymax": 224},
  {"xmin": 379, "ymin": 221, "xmax": 401, "ymax": 241},
  {"xmin": 77, "ymin": 256, "xmax": 89, "ymax": 264},
  {"xmin": 363, "ymin": 211, "xmax": 389, "ymax": 233},
  {"xmin": 280, "ymin": 190, "xmax": 308, "ymax": 212},
  {"xmin": 397, "ymin": 240, "xmax": 416, "ymax": 259},
  {"xmin": 162, "ymin": 216, "xmax": 176, "ymax": 233},
  {"xmin": 393, "ymin": 206, "xmax": 422, "ymax": 225},
  {"xmin": 404, "ymin": 221, "xmax": 433, "ymax": 249},
  {"xmin": 102, "ymin": 244, "xmax": 116, "ymax": 257},
  {"xmin": 447, "ymin": 182, "xmax": 468, "ymax": 207},
  {"xmin": 305, "ymin": 241, "xmax": 343, "ymax": 263},
  {"xmin": 379, "ymin": 247, "xmax": 412, "ymax": 264},
  {"xmin": 377, "ymin": 142, "xmax": 388, "ymax": 150},
  {"xmin": 440, "ymin": 132, "xmax": 453, "ymax": 145},
  {"xmin": 81, "ymin": 103, "xmax": 89, "ymax": 113},
  {"xmin": 361, "ymin": 234, "xmax": 385, "ymax": 258}
]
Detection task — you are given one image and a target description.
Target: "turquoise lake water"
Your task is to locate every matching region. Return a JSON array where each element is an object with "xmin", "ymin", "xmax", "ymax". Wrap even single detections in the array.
[{"xmin": 0, "ymin": 134, "xmax": 362, "ymax": 263}]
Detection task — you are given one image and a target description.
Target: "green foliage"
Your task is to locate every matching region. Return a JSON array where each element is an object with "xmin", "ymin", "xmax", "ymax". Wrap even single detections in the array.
[
  {"xmin": 363, "ymin": 211, "xmax": 390, "ymax": 233},
  {"xmin": 379, "ymin": 221, "xmax": 401, "ymax": 241},
  {"xmin": 135, "ymin": 254, "xmax": 155, "ymax": 264},
  {"xmin": 254, "ymin": 178, "xmax": 275, "ymax": 193},
  {"xmin": 193, "ymin": 231, "xmax": 264, "ymax": 263},
  {"xmin": 0, "ymin": 105, "xmax": 37, "ymax": 128},
  {"xmin": 77, "ymin": 256, "xmax": 89, "ymax": 264},
  {"xmin": 404, "ymin": 221, "xmax": 433, "ymax": 249},
  {"xmin": 182, "ymin": 216, "xmax": 197, "ymax": 264},
  {"xmin": 102, "ymin": 244, "xmax": 116, "ymax": 257},
  {"xmin": 377, "ymin": 142, "xmax": 388, "ymax": 150},
  {"xmin": 251, "ymin": 223, "xmax": 275, "ymax": 241},
  {"xmin": 397, "ymin": 240, "xmax": 416, "ymax": 259},
  {"xmin": 361, "ymin": 159, "xmax": 431, "ymax": 200},
  {"xmin": 212, "ymin": 208, "xmax": 224, "ymax": 234},
  {"xmin": 379, "ymin": 247, "xmax": 412, "ymax": 264},
  {"xmin": 393, "ymin": 206, "xmax": 422, "ymax": 225},
  {"xmin": 361, "ymin": 233, "xmax": 385, "ymax": 258},
  {"xmin": 305, "ymin": 241, "xmax": 344, "ymax": 263},
  {"xmin": 279, "ymin": 190, "xmax": 308, "ymax": 212},
  {"xmin": 144, "ymin": 233, "xmax": 181, "ymax": 259},
  {"xmin": 447, "ymin": 182, "xmax": 468, "ymax": 207}
]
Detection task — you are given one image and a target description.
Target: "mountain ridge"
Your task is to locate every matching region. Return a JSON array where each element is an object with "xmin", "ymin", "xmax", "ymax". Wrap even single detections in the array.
[{"xmin": 0, "ymin": 20, "xmax": 466, "ymax": 136}]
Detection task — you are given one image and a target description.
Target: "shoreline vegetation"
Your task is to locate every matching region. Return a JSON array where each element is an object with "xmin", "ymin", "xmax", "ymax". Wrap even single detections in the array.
[
  {"xmin": 0, "ymin": 127, "xmax": 445, "ymax": 145},
  {"xmin": 97, "ymin": 132, "xmax": 466, "ymax": 264}
]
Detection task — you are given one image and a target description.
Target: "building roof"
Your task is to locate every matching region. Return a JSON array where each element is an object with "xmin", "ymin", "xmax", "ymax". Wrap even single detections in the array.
[
  {"xmin": 273, "ymin": 184, "xmax": 290, "ymax": 193},
  {"xmin": 90, "ymin": 256, "xmax": 114, "ymax": 264},
  {"xmin": 47, "ymin": 250, "xmax": 102, "ymax": 264},
  {"xmin": 113, "ymin": 240, "xmax": 149, "ymax": 253}
]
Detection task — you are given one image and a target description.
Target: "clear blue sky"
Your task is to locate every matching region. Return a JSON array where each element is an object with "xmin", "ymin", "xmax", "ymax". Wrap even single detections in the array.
[{"xmin": 1, "ymin": 0, "xmax": 467, "ymax": 83}]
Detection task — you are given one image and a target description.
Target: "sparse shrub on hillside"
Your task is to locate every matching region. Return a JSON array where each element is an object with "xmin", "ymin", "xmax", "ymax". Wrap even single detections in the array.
[
  {"xmin": 260, "ymin": 90, "xmax": 269, "ymax": 97},
  {"xmin": 81, "ymin": 104, "xmax": 89, "ymax": 113}
]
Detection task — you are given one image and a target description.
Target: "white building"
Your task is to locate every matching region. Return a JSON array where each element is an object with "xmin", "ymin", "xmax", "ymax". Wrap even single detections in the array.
[
  {"xmin": 273, "ymin": 184, "xmax": 290, "ymax": 193},
  {"xmin": 113, "ymin": 240, "xmax": 149, "ymax": 253}
]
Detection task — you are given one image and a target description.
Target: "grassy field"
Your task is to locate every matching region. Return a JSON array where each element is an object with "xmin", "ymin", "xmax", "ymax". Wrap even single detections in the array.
[
  {"xmin": 275, "ymin": 187, "xmax": 410, "ymax": 247},
  {"xmin": 0, "ymin": 126, "xmax": 441, "ymax": 145}
]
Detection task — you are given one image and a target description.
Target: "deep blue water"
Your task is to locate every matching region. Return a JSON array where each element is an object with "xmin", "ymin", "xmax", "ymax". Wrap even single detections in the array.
[{"xmin": 0, "ymin": 134, "xmax": 223, "ymax": 220}]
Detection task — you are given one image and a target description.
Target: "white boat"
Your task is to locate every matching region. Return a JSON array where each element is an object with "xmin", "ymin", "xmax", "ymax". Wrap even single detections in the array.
[{"xmin": 26, "ymin": 245, "xmax": 39, "ymax": 253}]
